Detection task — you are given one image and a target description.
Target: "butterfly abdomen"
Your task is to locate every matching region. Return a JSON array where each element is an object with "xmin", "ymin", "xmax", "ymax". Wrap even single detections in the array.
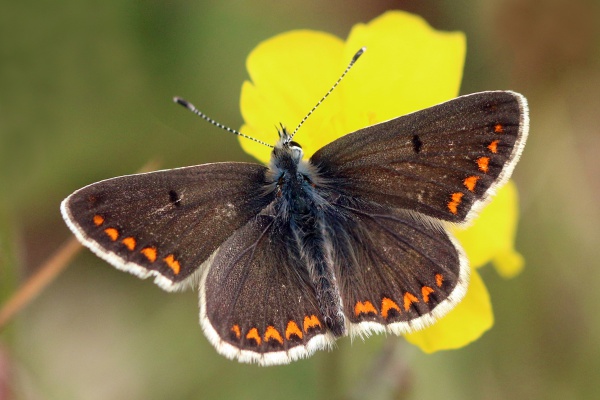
[
  {"xmin": 278, "ymin": 188, "xmax": 346, "ymax": 336},
  {"xmin": 291, "ymin": 210, "xmax": 346, "ymax": 337},
  {"xmin": 272, "ymin": 139, "xmax": 347, "ymax": 337}
]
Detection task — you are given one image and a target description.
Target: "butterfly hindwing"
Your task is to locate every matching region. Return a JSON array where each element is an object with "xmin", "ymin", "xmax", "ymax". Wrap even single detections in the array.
[
  {"xmin": 61, "ymin": 162, "xmax": 274, "ymax": 291},
  {"xmin": 200, "ymin": 213, "xmax": 334, "ymax": 365},
  {"xmin": 323, "ymin": 199, "xmax": 468, "ymax": 335},
  {"xmin": 310, "ymin": 91, "xmax": 529, "ymax": 224}
]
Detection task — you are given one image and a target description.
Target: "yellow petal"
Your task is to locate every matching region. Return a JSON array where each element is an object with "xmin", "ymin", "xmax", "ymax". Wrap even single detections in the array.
[
  {"xmin": 404, "ymin": 269, "xmax": 493, "ymax": 353},
  {"xmin": 239, "ymin": 31, "xmax": 344, "ymax": 163},
  {"xmin": 341, "ymin": 11, "xmax": 466, "ymax": 134},
  {"xmin": 493, "ymin": 248, "xmax": 525, "ymax": 279},
  {"xmin": 239, "ymin": 11, "xmax": 466, "ymax": 163},
  {"xmin": 452, "ymin": 180, "xmax": 525, "ymax": 277}
]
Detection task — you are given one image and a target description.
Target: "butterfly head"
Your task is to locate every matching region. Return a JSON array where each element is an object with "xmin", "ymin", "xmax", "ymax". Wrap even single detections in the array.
[{"xmin": 271, "ymin": 125, "xmax": 304, "ymax": 168}]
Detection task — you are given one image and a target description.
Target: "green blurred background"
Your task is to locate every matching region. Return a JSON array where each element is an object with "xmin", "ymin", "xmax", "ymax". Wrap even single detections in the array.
[{"xmin": 1, "ymin": 0, "xmax": 599, "ymax": 399}]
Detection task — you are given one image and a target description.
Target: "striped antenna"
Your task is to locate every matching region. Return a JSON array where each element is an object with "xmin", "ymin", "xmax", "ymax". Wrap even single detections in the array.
[
  {"xmin": 289, "ymin": 47, "xmax": 366, "ymax": 141},
  {"xmin": 173, "ymin": 97, "xmax": 274, "ymax": 148}
]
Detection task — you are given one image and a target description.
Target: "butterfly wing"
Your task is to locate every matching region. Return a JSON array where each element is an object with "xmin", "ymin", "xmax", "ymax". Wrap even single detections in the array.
[
  {"xmin": 310, "ymin": 91, "xmax": 529, "ymax": 224},
  {"xmin": 61, "ymin": 162, "xmax": 274, "ymax": 291},
  {"xmin": 200, "ymin": 213, "xmax": 333, "ymax": 366},
  {"xmin": 322, "ymin": 199, "xmax": 468, "ymax": 336}
]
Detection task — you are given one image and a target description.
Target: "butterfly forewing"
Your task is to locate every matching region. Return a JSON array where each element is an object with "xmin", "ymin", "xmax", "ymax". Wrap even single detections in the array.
[
  {"xmin": 310, "ymin": 91, "xmax": 528, "ymax": 224},
  {"xmin": 61, "ymin": 162, "xmax": 274, "ymax": 291}
]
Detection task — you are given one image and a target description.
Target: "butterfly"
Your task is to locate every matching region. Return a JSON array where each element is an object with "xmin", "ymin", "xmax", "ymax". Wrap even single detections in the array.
[{"xmin": 61, "ymin": 49, "xmax": 529, "ymax": 366}]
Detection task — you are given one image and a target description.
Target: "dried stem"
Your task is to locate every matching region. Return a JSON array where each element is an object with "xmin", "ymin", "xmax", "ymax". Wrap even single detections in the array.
[{"xmin": 0, "ymin": 237, "xmax": 81, "ymax": 330}]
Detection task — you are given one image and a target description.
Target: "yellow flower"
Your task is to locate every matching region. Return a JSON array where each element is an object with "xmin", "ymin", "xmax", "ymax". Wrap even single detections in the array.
[{"xmin": 239, "ymin": 11, "xmax": 524, "ymax": 353}]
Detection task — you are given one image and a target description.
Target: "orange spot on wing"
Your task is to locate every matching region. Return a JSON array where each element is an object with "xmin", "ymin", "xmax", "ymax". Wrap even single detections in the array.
[
  {"xmin": 381, "ymin": 297, "xmax": 401, "ymax": 319},
  {"xmin": 421, "ymin": 286, "xmax": 435, "ymax": 303},
  {"xmin": 246, "ymin": 327, "xmax": 261, "ymax": 345},
  {"xmin": 435, "ymin": 274, "xmax": 444, "ymax": 287},
  {"xmin": 140, "ymin": 247, "xmax": 157, "ymax": 263},
  {"xmin": 104, "ymin": 228, "xmax": 119, "ymax": 241},
  {"xmin": 303, "ymin": 315, "xmax": 321, "ymax": 332},
  {"xmin": 447, "ymin": 192, "xmax": 464, "ymax": 215},
  {"xmin": 163, "ymin": 254, "xmax": 181, "ymax": 275},
  {"xmin": 488, "ymin": 140, "xmax": 499, "ymax": 154},
  {"xmin": 264, "ymin": 326, "xmax": 284, "ymax": 344},
  {"xmin": 93, "ymin": 215, "xmax": 104, "ymax": 226},
  {"xmin": 121, "ymin": 237, "xmax": 136, "ymax": 251},
  {"xmin": 354, "ymin": 301, "xmax": 377, "ymax": 317},
  {"xmin": 285, "ymin": 321, "xmax": 303, "ymax": 340},
  {"xmin": 463, "ymin": 176, "xmax": 480, "ymax": 192},
  {"xmin": 477, "ymin": 157, "xmax": 490, "ymax": 173},
  {"xmin": 231, "ymin": 325, "xmax": 241, "ymax": 339},
  {"xmin": 403, "ymin": 292, "xmax": 419, "ymax": 311},
  {"xmin": 494, "ymin": 123, "xmax": 504, "ymax": 133}
]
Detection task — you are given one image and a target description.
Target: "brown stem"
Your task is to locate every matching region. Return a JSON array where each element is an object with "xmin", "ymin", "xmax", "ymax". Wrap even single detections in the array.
[{"xmin": 0, "ymin": 237, "xmax": 82, "ymax": 330}]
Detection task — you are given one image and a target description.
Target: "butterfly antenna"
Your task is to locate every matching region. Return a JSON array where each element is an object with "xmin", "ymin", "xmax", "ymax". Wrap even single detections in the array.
[
  {"xmin": 289, "ymin": 47, "xmax": 366, "ymax": 141},
  {"xmin": 173, "ymin": 97, "xmax": 274, "ymax": 148}
]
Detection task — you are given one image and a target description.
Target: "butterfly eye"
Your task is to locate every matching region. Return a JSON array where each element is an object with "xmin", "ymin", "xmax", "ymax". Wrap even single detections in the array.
[
  {"xmin": 287, "ymin": 141, "xmax": 303, "ymax": 162},
  {"xmin": 288, "ymin": 141, "xmax": 302, "ymax": 149}
]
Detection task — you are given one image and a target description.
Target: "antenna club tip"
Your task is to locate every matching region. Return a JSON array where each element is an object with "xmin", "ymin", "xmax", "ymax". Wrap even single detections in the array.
[
  {"xmin": 173, "ymin": 97, "xmax": 193, "ymax": 110},
  {"xmin": 352, "ymin": 47, "xmax": 367, "ymax": 62}
]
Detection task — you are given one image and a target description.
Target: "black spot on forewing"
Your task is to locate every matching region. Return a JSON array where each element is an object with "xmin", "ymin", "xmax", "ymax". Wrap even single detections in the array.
[
  {"xmin": 412, "ymin": 135, "xmax": 423, "ymax": 153},
  {"xmin": 169, "ymin": 190, "xmax": 181, "ymax": 207}
]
